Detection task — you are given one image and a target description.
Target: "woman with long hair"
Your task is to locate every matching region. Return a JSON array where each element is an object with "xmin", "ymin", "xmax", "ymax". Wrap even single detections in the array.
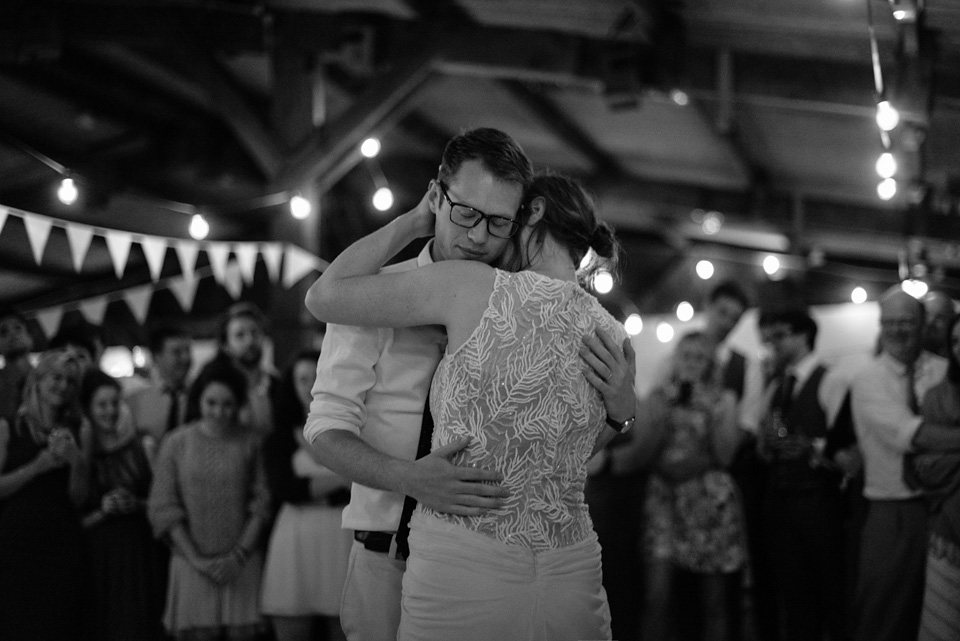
[
  {"xmin": 306, "ymin": 172, "xmax": 634, "ymax": 641},
  {"xmin": 260, "ymin": 349, "xmax": 352, "ymax": 641},
  {"xmin": 632, "ymin": 331, "xmax": 744, "ymax": 641},
  {"xmin": 148, "ymin": 359, "xmax": 271, "ymax": 641},
  {"xmin": 0, "ymin": 349, "xmax": 93, "ymax": 640},
  {"xmin": 80, "ymin": 369, "xmax": 166, "ymax": 641}
]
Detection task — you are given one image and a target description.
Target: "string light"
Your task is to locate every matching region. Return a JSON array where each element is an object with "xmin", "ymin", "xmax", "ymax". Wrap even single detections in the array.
[
  {"xmin": 695, "ymin": 260, "xmax": 714, "ymax": 280},
  {"xmin": 875, "ymin": 152, "xmax": 897, "ymax": 179},
  {"xmin": 189, "ymin": 214, "xmax": 209, "ymax": 240},
  {"xmin": 57, "ymin": 177, "xmax": 78, "ymax": 205},
  {"xmin": 360, "ymin": 137, "xmax": 381, "ymax": 159},
  {"xmin": 289, "ymin": 194, "xmax": 312, "ymax": 220},
  {"xmin": 851, "ymin": 286, "xmax": 868, "ymax": 304},
  {"xmin": 656, "ymin": 322, "xmax": 675, "ymax": 343},
  {"xmin": 592, "ymin": 270, "xmax": 614, "ymax": 294},
  {"xmin": 624, "ymin": 314, "xmax": 643, "ymax": 336},
  {"xmin": 877, "ymin": 178, "xmax": 897, "ymax": 200},
  {"xmin": 702, "ymin": 211, "xmax": 723, "ymax": 235},
  {"xmin": 876, "ymin": 100, "xmax": 900, "ymax": 132},
  {"xmin": 670, "ymin": 89, "xmax": 689, "ymax": 106},
  {"xmin": 372, "ymin": 187, "xmax": 394, "ymax": 212},
  {"xmin": 763, "ymin": 255, "xmax": 781, "ymax": 276},
  {"xmin": 676, "ymin": 301, "xmax": 694, "ymax": 322},
  {"xmin": 901, "ymin": 279, "xmax": 928, "ymax": 299}
]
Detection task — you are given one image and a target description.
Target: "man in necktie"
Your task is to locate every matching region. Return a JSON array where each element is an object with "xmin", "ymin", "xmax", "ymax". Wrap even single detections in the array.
[
  {"xmin": 126, "ymin": 325, "xmax": 193, "ymax": 459},
  {"xmin": 758, "ymin": 308, "xmax": 849, "ymax": 641},
  {"xmin": 850, "ymin": 287, "xmax": 960, "ymax": 641}
]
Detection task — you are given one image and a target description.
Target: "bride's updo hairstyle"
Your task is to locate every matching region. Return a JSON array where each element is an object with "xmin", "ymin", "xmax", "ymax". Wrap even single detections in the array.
[{"xmin": 515, "ymin": 171, "xmax": 620, "ymax": 286}]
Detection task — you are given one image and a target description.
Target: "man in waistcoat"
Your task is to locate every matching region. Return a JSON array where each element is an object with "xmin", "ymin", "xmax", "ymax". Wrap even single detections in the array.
[{"xmin": 758, "ymin": 308, "xmax": 848, "ymax": 640}]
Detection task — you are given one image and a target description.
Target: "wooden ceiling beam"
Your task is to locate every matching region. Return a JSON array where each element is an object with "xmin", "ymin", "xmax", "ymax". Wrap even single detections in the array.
[
  {"xmin": 273, "ymin": 44, "xmax": 438, "ymax": 191},
  {"xmin": 500, "ymin": 79, "xmax": 624, "ymax": 177}
]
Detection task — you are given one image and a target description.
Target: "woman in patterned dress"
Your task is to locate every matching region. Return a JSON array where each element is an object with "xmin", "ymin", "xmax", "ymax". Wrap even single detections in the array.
[
  {"xmin": 306, "ymin": 171, "xmax": 635, "ymax": 641},
  {"xmin": 635, "ymin": 331, "xmax": 745, "ymax": 641}
]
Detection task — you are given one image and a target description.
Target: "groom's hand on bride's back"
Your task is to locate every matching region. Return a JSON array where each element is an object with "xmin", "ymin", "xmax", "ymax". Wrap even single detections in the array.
[{"xmin": 406, "ymin": 436, "xmax": 508, "ymax": 516}]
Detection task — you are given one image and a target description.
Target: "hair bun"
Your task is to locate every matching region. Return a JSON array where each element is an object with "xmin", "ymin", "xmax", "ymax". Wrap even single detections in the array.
[{"xmin": 589, "ymin": 222, "xmax": 616, "ymax": 259}]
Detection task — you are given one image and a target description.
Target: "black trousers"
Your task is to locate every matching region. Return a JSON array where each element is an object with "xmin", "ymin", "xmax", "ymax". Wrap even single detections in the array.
[{"xmin": 765, "ymin": 486, "xmax": 847, "ymax": 641}]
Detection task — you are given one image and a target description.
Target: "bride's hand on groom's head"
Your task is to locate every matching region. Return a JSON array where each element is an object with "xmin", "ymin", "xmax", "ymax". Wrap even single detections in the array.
[{"xmin": 404, "ymin": 184, "xmax": 438, "ymax": 239}]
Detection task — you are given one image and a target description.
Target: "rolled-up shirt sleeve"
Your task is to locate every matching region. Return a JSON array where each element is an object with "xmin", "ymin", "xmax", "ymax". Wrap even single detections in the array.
[
  {"xmin": 303, "ymin": 323, "xmax": 384, "ymax": 444},
  {"xmin": 852, "ymin": 368, "xmax": 923, "ymax": 454}
]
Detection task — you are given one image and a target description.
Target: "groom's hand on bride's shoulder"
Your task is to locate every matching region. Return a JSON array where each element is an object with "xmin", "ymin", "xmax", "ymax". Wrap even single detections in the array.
[
  {"xmin": 408, "ymin": 436, "xmax": 509, "ymax": 516},
  {"xmin": 580, "ymin": 329, "xmax": 637, "ymax": 423}
]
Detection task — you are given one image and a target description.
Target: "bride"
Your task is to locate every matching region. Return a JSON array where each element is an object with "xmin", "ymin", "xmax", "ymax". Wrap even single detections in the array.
[{"xmin": 306, "ymin": 171, "xmax": 636, "ymax": 641}]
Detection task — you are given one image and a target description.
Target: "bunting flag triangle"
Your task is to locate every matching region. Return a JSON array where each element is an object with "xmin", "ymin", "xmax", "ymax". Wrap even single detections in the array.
[
  {"xmin": 104, "ymin": 230, "xmax": 133, "ymax": 278},
  {"xmin": 234, "ymin": 243, "xmax": 258, "ymax": 286},
  {"xmin": 140, "ymin": 235, "xmax": 168, "ymax": 281},
  {"xmin": 78, "ymin": 297, "xmax": 109, "ymax": 325},
  {"xmin": 175, "ymin": 241, "xmax": 200, "ymax": 280},
  {"xmin": 168, "ymin": 274, "xmax": 200, "ymax": 312},
  {"xmin": 282, "ymin": 244, "xmax": 324, "ymax": 289},
  {"xmin": 123, "ymin": 285, "xmax": 154, "ymax": 325},
  {"xmin": 65, "ymin": 223, "xmax": 94, "ymax": 272},
  {"xmin": 0, "ymin": 206, "xmax": 8, "ymax": 236},
  {"xmin": 35, "ymin": 307, "xmax": 64, "ymax": 340},
  {"xmin": 23, "ymin": 213, "xmax": 53, "ymax": 265},
  {"xmin": 261, "ymin": 243, "xmax": 283, "ymax": 283},
  {"xmin": 223, "ymin": 261, "xmax": 244, "ymax": 299},
  {"xmin": 207, "ymin": 242, "xmax": 231, "ymax": 285}
]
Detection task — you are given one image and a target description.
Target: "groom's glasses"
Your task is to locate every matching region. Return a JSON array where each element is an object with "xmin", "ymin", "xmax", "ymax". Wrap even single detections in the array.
[{"xmin": 437, "ymin": 181, "xmax": 521, "ymax": 239}]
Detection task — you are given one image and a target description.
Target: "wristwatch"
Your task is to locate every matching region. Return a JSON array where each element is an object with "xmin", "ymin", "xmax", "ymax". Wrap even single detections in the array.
[{"xmin": 605, "ymin": 415, "xmax": 636, "ymax": 433}]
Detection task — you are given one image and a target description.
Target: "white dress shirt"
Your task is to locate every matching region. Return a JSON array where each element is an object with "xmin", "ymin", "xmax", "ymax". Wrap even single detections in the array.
[
  {"xmin": 852, "ymin": 350, "xmax": 948, "ymax": 500},
  {"xmin": 303, "ymin": 244, "xmax": 446, "ymax": 532}
]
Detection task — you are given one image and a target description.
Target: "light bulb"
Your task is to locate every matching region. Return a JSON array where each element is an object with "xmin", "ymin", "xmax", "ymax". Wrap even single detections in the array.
[
  {"xmin": 624, "ymin": 314, "xmax": 643, "ymax": 336},
  {"xmin": 676, "ymin": 301, "xmax": 694, "ymax": 322},
  {"xmin": 57, "ymin": 177, "xmax": 78, "ymax": 205},
  {"xmin": 372, "ymin": 187, "xmax": 394, "ymax": 211},
  {"xmin": 875, "ymin": 152, "xmax": 897, "ymax": 179},
  {"xmin": 360, "ymin": 138, "xmax": 381, "ymax": 158},
  {"xmin": 656, "ymin": 322, "xmax": 675, "ymax": 343},
  {"xmin": 876, "ymin": 100, "xmax": 900, "ymax": 132},
  {"xmin": 901, "ymin": 279, "xmax": 928, "ymax": 299},
  {"xmin": 878, "ymin": 178, "xmax": 897, "ymax": 201},
  {"xmin": 695, "ymin": 260, "xmax": 714, "ymax": 280},
  {"xmin": 592, "ymin": 270, "xmax": 613, "ymax": 294},
  {"xmin": 289, "ymin": 195, "xmax": 311, "ymax": 220},
  {"xmin": 189, "ymin": 214, "xmax": 209, "ymax": 240},
  {"xmin": 670, "ymin": 89, "xmax": 689, "ymax": 106},
  {"xmin": 763, "ymin": 255, "xmax": 781, "ymax": 276},
  {"xmin": 702, "ymin": 211, "xmax": 723, "ymax": 235},
  {"xmin": 851, "ymin": 286, "xmax": 867, "ymax": 305}
]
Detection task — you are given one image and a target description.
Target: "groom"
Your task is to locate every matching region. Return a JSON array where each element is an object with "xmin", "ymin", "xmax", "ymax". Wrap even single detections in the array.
[{"xmin": 304, "ymin": 128, "xmax": 637, "ymax": 641}]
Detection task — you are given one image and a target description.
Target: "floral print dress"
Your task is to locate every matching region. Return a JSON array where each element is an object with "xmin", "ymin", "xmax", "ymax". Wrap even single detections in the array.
[{"xmin": 643, "ymin": 392, "xmax": 747, "ymax": 573}]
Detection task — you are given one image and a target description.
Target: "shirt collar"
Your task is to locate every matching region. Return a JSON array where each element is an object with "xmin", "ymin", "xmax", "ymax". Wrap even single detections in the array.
[
  {"xmin": 788, "ymin": 352, "xmax": 818, "ymax": 386},
  {"xmin": 417, "ymin": 241, "xmax": 435, "ymax": 268}
]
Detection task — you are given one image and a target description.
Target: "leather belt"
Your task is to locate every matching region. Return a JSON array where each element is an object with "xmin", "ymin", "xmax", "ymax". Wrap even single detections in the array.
[{"xmin": 354, "ymin": 530, "xmax": 396, "ymax": 555}]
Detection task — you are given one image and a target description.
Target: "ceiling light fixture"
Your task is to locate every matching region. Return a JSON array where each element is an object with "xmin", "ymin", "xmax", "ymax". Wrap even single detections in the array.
[
  {"xmin": 189, "ymin": 213, "xmax": 210, "ymax": 240},
  {"xmin": 289, "ymin": 193, "xmax": 312, "ymax": 220},
  {"xmin": 360, "ymin": 137, "xmax": 381, "ymax": 159},
  {"xmin": 875, "ymin": 152, "xmax": 897, "ymax": 178},
  {"xmin": 876, "ymin": 100, "xmax": 900, "ymax": 132},
  {"xmin": 695, "ymin": 260, "xmax": 714, "ymax": 280},
  {"xmin": 878, "ymin": 177, "xmax": 897, "ymax": 200},
  {"xmin": 57, "ymin": 177, "xmax": 79, "ymax": 205}
]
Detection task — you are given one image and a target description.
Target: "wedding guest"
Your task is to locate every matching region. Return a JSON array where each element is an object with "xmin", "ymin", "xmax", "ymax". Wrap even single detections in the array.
[
  {"xmin": 0, "ymin": 308, "xmax": 34, "ymax": 422},
  {"xmin": 149, "ymin": 359, "xmax": 271, "ymax": 641},
  {"xmin": 81, "ymin": 369, "xmax": 165, "ymax": 641},
  {"xmin": 261, "ymin": 349, "xmax": 352, "ymax": 641},
  {"xmin": 629, "ymin": 331, "xmax": 744, "ymax": 641},
  {"xmin": 0, "ymin": 349, "xmax": 93, "ymax": 640}
]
